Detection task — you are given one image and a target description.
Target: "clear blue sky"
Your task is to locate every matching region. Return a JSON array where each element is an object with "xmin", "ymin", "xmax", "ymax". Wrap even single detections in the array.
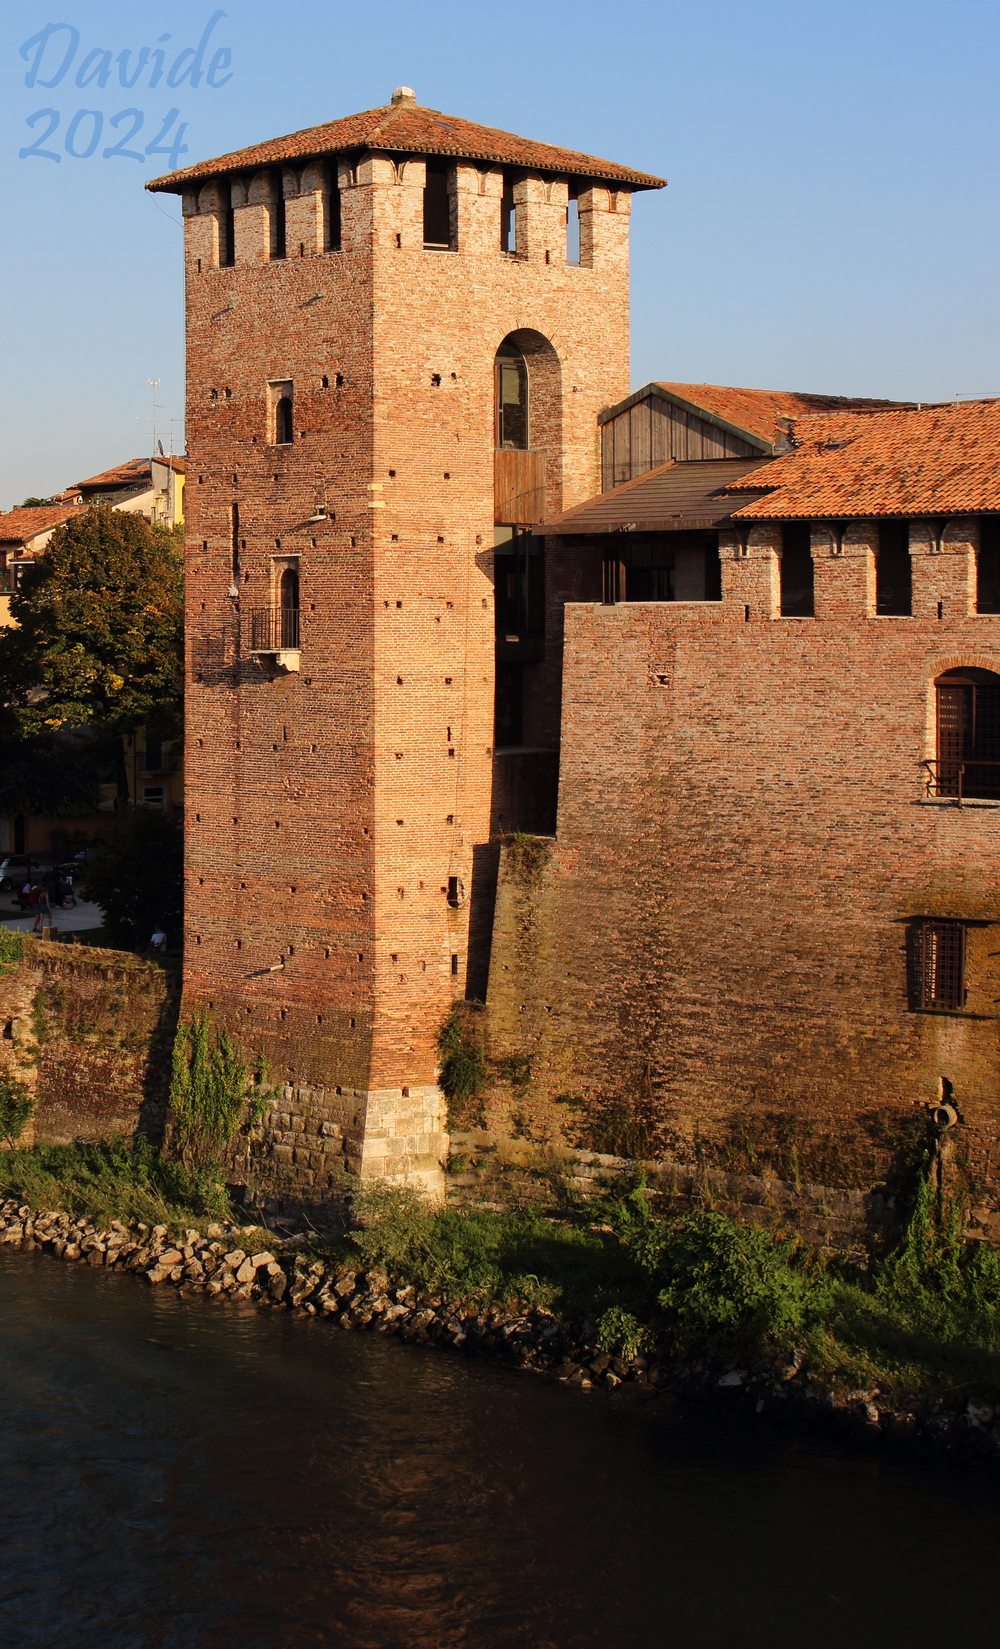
[{"xmin": 2, "ymin": 0, "xmax": 998, "ymax": 506}]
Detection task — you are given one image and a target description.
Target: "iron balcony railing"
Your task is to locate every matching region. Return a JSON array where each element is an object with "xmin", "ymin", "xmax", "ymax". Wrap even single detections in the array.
[
  {"xmin": 249, "ymin": 606, "xmax": 300, "ymax": 653},
  {"xmin": 923, "ymin": 758, "xmax": 1000, "ymax": 802}
]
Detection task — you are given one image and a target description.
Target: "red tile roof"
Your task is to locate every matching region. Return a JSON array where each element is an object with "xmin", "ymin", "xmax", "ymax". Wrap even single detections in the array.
[
  {"xmin": 655, "ymin": 383, "xmax": 912, "ymax": 448},
  {"xmin": 728, "ymin": 399, "xmax": 1000, "ymax": 519},
  {"xmin": 0, "ymin": 504, "xmax": 82, "ymax": 545},
  {"xmin": 75, "ymin": 457, "xmax": 152, "ymax": 492},
  {"xmin": 147, "ymin": 98, "xmax": 665, "ymax": 193}
]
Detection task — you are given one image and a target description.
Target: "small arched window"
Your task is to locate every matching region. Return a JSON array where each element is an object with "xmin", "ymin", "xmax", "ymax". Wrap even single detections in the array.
[
  {"xmin": 935, "ymin": 667, "xmax": 1000, "ymax": 798},
  {"xmin": 275, "ymin": 395, "xmax": 293, "ymax": 445},
  {"xmin": 278, "ymin": 566, "xmax": 299, "ymax": 649},
  {"xmin": 495, "ymin": 343, "xmax": 528, "ymax": 450}
]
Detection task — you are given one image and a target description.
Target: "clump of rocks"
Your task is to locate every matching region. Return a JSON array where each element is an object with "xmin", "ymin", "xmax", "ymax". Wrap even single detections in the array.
[{"xmin": 2, "ymin": 1197, "xmax": 998, "ymax": 1469}]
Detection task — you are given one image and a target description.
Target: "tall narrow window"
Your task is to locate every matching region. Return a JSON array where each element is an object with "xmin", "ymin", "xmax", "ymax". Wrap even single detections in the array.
[
  {"xmin": 219, "ymin": 198, "xmax": 235, "ymax": 267},
  {"xmin": 779, "ymin": 523, "xmax": 814, "ymax": 617},
  {"xmin": 423, "ymin": 161, "xmax": 455, "ymax": 249},
  {"xmin": 500, "ymin": 177, "xmax": 517, "ymax": 253},
  {"xmin": 977, "ymin": 518, "xmax": 1000, "ymax": 613},
  {"xmin": 230, "ymin": 502, "xmax": 240, "ymax": 585},
  {"xmin": 935, "ymin": 668, "xmax": 1000, "ymax": 798},
  {"xmin": 495, "ymin": 344, "xmax": 528, "ymax": 449},
  {"xmin": 268, "ymin": 380, "xmax": 294, "ymax": 445},
  {"xmin": 323, "ymin": 169, "xmax": 341, "ymax": 251},
  {"xmin": 875, "ymin": 520, "xmax": 912, "ymax": 615},
  {"xmin": 278, "ymin": 565, "xmax": 299, "ymax": 648},
  {"xmin": 566, "ymin": 190, "xmax": 581, "ymax": 265},
  {"xmin": 909, "ymin": 919, "xmax": 967, "ymax": 1012},
  {"xmin": 270, "ymin": 176, "xmax": 286, "ymax": 260}
]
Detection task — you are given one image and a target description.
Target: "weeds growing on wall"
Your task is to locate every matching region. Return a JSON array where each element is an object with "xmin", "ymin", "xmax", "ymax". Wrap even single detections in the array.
[
  {"xmin": 437, "ymin": 1002, "xmax": 488, "ymax": 1127},
  {"xmin": 169, "ymin": 1012, "xmax": 275, "ymax": 1177},
  {"xmin": 0, "ymin": 1074, "xmax": 33, "ymax": 1148},
  {"xmin": 503, "ymin": 833, "xmax": 552, "ymax": 887},
  {"xmin": 0, "ymin": 929, "xmax": 24, "ymax": 973}
]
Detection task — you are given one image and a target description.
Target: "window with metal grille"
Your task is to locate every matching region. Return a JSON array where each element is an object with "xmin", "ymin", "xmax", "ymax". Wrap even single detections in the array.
[
  {"xmin": 934, "ymin": 668, "xmax": 1000, "ymax": 799},
  {"xmin": 909, "ymin": 919, "xmax": 967, "ymax": 1012}
]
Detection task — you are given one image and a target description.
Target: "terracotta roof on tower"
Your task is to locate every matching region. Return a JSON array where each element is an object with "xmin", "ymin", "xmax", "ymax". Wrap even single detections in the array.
[
  {"xmin": 726, "ymin": 399, "xmax": 1000, "ymax": 518},
  {"xmin": 147, "ymin": 98, "xmax": 665, "ymax": 193},
  {"xmin": 654, "ymin": 383, "xmax": 913, "ymax": 447}
]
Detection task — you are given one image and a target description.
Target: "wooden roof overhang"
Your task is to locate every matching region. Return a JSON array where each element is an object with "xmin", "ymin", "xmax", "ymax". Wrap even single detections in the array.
[{"xmin": 542, "ymin": 458, "xmax": 773, "ymax": 536}]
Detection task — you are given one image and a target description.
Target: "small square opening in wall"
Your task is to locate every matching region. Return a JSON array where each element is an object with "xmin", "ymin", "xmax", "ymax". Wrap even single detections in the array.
[{"xmin": 447, "ymin": 876, "xmax": 464, "ymax": 908}]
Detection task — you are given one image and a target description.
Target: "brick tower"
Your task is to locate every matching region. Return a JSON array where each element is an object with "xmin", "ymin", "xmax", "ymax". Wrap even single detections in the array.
[{"xmin": 148, "ymin": 91, "xmax": 663, "ymax": 1193}]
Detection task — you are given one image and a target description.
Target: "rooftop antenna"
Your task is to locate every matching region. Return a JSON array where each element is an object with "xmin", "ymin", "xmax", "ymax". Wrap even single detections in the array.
[{"xmin": 148, "ymin": 377, "xmax": 161, "ymax": 455}]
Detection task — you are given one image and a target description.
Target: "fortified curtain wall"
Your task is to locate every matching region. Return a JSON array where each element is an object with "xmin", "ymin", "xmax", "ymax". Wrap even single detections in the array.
[
  {"xmin": 483, "ymin": 524, "xmax": 1000, "ymax": 1230},
  {"xmin": 0, "ymin": 943, "xmax": 179, "ymax": 1146}
]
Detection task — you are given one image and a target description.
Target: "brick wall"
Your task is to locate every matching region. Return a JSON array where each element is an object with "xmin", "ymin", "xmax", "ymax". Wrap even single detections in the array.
[
  {"xmin": 177, "ymin": 147, "xmax": 634, "ymax": 1188},
  {"xmin": 0, "ymin": 942, "xmax": 178, "ymax": 1146},
  {"xmin": 485, "ymin": 524, "xmax": 1000, "ymax": 1208}
]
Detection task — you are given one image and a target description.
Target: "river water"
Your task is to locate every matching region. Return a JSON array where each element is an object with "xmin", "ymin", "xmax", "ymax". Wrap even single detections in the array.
[{"xmin": 1, "ymin": 1248, "xmax": 997, "ymax": 1649}]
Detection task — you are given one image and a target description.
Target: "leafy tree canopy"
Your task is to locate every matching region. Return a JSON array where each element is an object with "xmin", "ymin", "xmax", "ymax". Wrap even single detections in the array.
[
  {"xmin": 18, "ymin": 496, "xmax": 55, "ymax": 507},
  {"xmin": 82, "ymin": 808, "xmax": 182, "ymax": 949},
  {"xmin": 0, "ymin": 730, "xmax": 107, "ymax": 818},
  {"xmin": 0, "ymin": 505, "xmax": 183, "ymax": 739}
]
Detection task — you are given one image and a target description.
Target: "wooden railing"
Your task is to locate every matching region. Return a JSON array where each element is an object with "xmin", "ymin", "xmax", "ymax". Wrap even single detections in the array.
[{"xmin": 494, "ymin": 448, "xmax": 546, "ymax": 525}]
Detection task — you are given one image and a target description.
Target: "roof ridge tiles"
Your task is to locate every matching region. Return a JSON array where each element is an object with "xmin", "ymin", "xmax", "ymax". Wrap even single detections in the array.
[{"xmin": 147, "ymin": 98, "xmax": 665, "ymax": 193}]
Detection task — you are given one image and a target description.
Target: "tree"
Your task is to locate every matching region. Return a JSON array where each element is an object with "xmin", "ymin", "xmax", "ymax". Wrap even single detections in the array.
[
  {"xmin": 81, "ymin": 809, "xmax": 182, "ymax": 950},
  {"xmin": 18, "ymin": 496, "xmax": 55, "ymax": 507},
  {"xmin": 0, "ymin": 505, "xmax": 183, "ymax": 798}
]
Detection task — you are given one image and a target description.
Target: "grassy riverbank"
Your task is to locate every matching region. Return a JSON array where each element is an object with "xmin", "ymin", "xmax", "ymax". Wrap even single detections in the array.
[{"xmin": 2, "ymin": 1140, "xmax": 999, "ymax": 1406}]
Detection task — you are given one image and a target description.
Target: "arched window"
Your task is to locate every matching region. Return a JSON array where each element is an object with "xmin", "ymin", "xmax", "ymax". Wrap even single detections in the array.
[
  {"xmin": 935, "ymin": 667, "xmax": 1000, "ymax": 798},
  {"xmin": 278, "ymin": 566, "xmax": 299, "ymax": 649},
  {"xmin": 495, "ymin": 343, "xmax": 528, "ymax": 450},
  {"xmin": 275, "ymin": 395, "xmax": 293, "ymax": 445}
]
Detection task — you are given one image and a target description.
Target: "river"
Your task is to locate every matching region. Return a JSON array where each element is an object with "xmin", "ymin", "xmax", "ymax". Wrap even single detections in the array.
[{"xmin": 0, "ymin": 1247, "xmax": 997, "ymax": 1648}]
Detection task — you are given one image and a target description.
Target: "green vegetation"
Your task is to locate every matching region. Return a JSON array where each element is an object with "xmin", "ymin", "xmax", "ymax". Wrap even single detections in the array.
[
  {"xmin": 0, "ymin": 1136, "xmax": 232, "ymax": 1227},
  {"xmin": 0, "ymin": 929, "xmax": 24, "ymax": 972},
  {"xmin": 503, "ymin": 832, "xmax": 552, "ymax": 887},
  {"xmin": 169, "ymin": 1011, "xmax": 275, "ymax": 1178},
  {"xmin": 0, "ymin": 505, "xmax": 183, "ymax": 807},
  {"xmin": 0, "ymin": 1075, "xmax": 33, "ymax": 1148},
  {"xmin": 1, "ymin": 1109, "xmax": 999, "ymax": 1408},
  {"xmin": 437, "ymin": 1002, "xmax": 488, "ymax": 1125},
  {"xmin": 347, "ymin": 1172, "xmax": 1000, "ymax": 1402}
]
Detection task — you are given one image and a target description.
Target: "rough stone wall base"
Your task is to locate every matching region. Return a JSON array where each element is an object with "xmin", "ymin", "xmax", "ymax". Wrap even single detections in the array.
[
  {"xmin": 358, "ymin": 1085, "xmax": 449, "ymax": 1198},
  {"xmin": 258, "ymin": 1080, "xmax": 448, "ymax": 1203},
  {"xmin": 447, "ymin": 1131, "xmax": 896, "ymax": 1255}
]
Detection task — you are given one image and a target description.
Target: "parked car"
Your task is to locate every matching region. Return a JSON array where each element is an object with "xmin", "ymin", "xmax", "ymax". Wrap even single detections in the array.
[{"xmin": 0, "ymin": 855, "xmax": 51, "ymax": 893}]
